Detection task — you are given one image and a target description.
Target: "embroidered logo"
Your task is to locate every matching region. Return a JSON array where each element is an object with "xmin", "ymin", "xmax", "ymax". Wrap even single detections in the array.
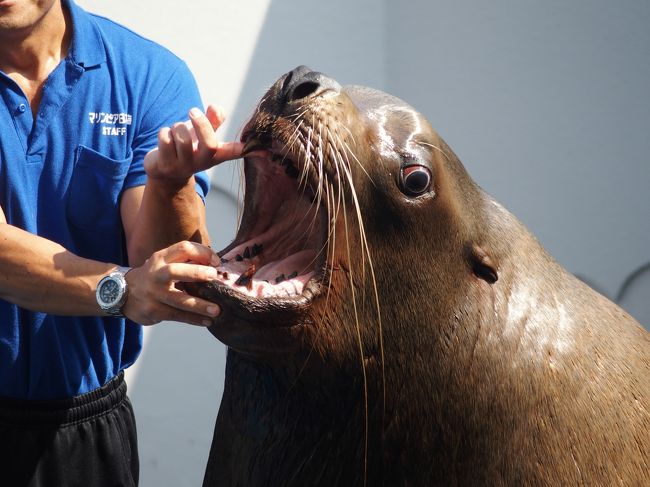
[{"xmin": 88, "ymin": 111, "xmax": 132, "ymax": 136}]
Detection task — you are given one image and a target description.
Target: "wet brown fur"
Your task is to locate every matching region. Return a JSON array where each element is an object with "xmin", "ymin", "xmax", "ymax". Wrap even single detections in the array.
[{"xmin": 190, "ymin": 69, "xmax": 650, "ymax": 487}]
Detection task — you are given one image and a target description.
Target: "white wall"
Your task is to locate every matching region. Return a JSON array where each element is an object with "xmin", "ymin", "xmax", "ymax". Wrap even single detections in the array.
[{"xmin": 77, "ymin": 1, "xmax": 649, "ymax": 485}]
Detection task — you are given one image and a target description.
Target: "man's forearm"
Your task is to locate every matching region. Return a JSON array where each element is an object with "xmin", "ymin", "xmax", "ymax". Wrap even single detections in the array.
[
  {"xmin": 124, "ymin": 177, "xmax": 210, "ymax": 267},
  {"xmin": 0, "ymin": 223, "xmax": 115, "ymax": 315}
]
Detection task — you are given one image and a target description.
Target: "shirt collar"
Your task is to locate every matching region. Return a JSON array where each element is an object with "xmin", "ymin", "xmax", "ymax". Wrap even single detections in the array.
[{"xmin": 63, "ymin": 0, "xmax": 106, "ymax": 69}]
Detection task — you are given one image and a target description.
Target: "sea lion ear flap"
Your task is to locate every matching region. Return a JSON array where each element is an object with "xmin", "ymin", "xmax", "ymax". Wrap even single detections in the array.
[{"xmin": 468, "ymin": 243, "xmax": 498, "ymax": 284}]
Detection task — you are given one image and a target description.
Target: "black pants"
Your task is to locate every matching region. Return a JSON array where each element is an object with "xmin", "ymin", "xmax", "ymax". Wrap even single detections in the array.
[{"xmin": 0, "ymin": 372, "xmax": 139, "ymax": 487}]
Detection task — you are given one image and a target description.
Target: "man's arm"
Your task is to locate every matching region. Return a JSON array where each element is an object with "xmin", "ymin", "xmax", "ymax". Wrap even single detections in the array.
[
  {"xmin": 0, "ymin": 107, "xmax": 241, "ymax": 327},
  {"xmin": 117, "ymin": 105, "xmax": 244, "ymax": 325},
  {"xmin": 0, "ymin": 204, "xmax": 221, "ymax": 326},
  {"xmin": 0, "ymin": 207, "xmax": 115, "ymax": 316}
]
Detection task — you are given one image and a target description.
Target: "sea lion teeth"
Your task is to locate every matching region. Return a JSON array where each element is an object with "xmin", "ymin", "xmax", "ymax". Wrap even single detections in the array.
[
  {"xmin": 287, "ymin": 271, "xmax": 298, "ymax": 279},
  {"xmin": 235, "ymin": 254, "xmax": 243, "ymax": 262},
  {"xmin": 234, "ymin": 265, "xmax": 256, "ymax": 288},
  {"xmin": 275, "ymin": 274, "xmax": 286, "ymax": 284},
  {"xmin": 220, "ymin": 257, "xmax": 229, "ymax": 264},
  {"xmin": 251, "ymin": 244, "xmax": 263, "ymax": 257},
  {"xmin": 243, "ymin": 247, "xmax": 251, "ymax": 259}
]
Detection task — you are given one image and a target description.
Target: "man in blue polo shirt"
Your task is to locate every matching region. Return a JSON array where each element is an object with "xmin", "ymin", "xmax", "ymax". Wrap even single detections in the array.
[{"xmin": 0, "ymin": 0, "xmax": 238, "ymax": 485}]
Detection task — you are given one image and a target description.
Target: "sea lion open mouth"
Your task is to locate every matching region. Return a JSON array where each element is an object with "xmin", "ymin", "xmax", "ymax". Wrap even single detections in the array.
[{"xmin": 210, "ymin": 141, "xmax": 326, "ymax": 302}]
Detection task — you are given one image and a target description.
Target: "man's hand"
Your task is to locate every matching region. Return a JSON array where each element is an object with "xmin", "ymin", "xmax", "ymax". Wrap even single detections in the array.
[
  {"xmin": 124, "ymin": 104, "xmax": 243, "ymax": 265},
  {"xmin": 122, "ymin": 240, "xmax": 221, "ymax": 326},
  {"xmin": 143, "ymin": 104, "xmax": 244, "ymax": 184}
]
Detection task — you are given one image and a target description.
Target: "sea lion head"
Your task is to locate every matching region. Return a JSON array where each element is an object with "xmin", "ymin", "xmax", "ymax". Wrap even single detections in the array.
[{"xmin": 192, "ymin": 65, "xmax": 499, "ymax": 368}]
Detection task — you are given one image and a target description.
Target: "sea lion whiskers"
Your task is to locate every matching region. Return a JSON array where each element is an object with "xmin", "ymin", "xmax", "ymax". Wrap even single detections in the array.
[
  {"xmin": 281, "ymin": 178, "xmax": 337, "ymax": 398},
  {"xmin": 335, "ymin": 121, "xmax": 376, "ymax": 189},
  {"xmin": 327, "ymin": 128, "xmax": 387, "ymax": 436},
  {"xmin": 297, "ymin": 122, "xmax": 313, "ymax": 188},
  {"xmin": 283, "ymin": 117, "xmax": 306, "ymax": 163},
  {"xmin": 295, "ymin": 121, "xmax": 326, "ymax": 247},
  {"xmin": 346, "ymin": 146, "xmax": 375, "ymax": 189},
  {"xmin": 340, "ymin": 182, "xmax": 370, "ymax": 487},
  {"xmin": 338, "ymin": 134, "xmax": 386, "ymax": 416},
  {"xmin": 303, "ymin": 120, "xmax": 329, "ymax": 239},
  {"xmin": 416, "ymin": 140, "xmax": 451, "ymax": 162},
  {"xmin": 325, "ymin": 130, "xmax": 387, "ymax": 487},
  {"xmin": 322, "ymin": 179, "xmax": 341, "ymax": 328},
  {"xmin": 272, "ymin": 113, "xmax": 321, "ymax": 244},
  {"xmin": 235, "ymin": 156, "xmax": 245, "ymax": 230},
  {"xmin": 334, "ymin": 135, "xmax": 386, "ymax": 390},
  {"xmin": 286, "ymin": 178, "xmax": 341, "ymax": 402},
  {"xmin": 283, "ymin": 135, "xmax": 314, "ymax": 233},
  {"xmin": 311, "ymin": 120, "xmax": 326, "ymax": 218},
  {"xmin": 336, "ymin": 138, "xmax": 370, "ymax": 283}
]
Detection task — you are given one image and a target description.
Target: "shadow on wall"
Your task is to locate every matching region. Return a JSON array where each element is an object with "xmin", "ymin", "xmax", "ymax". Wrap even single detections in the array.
[
  {"xmin": 576, "ymin": 262, "xmax": 650, "ymax": 331},
  {"xmin": 616, "ymin": 262, "xmax": 650, "ymax": 331}
]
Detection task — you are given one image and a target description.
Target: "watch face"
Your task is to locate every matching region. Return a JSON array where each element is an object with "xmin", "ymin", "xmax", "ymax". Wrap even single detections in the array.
[{"xmin": 99, "ymin": 279, "xmax": 120, "ymax": 305}]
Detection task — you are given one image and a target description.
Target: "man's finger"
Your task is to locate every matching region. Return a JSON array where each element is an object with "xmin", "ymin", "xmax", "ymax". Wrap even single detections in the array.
[
  {"xmin": 160, "ymin": 288, "xmax": 221, "ymax": 319},
  {"xmin": 162, "ymin": 262, "xmax": 219, "ymax": 283},
  {"xmin": 144, "ymin": 128, "xmax": 175, "ymax": 175},
  {"xmin": 161, "ymin": 240, "xmax": 215, "ymax": 264},
  {"xmin": 212, "ymin": 141, "xmax": 245, "ymax": 164},
  {"xmin": 189, "ymin": 107, "xmax": 219, "ymax": 155},
  {"xmin": 205, "ymin": 104, "xmax": 225, "ymax": 130},
  {"xmin": 169, "ymin": 122, "xmax": 194, "ymax": 166},
  {"xmin": 147, "ymin": 302, "xmax": 215, "ymax": 327}
]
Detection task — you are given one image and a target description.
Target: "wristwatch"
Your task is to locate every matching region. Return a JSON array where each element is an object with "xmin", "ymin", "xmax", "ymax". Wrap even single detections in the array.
[{"xmin": 96, "ymin": 266, "xmax": 131, "ymax": 317}]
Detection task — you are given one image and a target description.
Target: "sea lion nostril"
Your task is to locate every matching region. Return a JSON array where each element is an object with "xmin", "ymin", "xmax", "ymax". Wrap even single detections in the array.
[
  {"xmin": 290, "ymin": 81, "xmax": 320, "ymax": 101},
  {"xmin": 281, "ymin": 71, "xmax": 294, "ymax": 94},
  {"xmin": 281, "ymin": 65, "xmax": 313, "ymax": 100},
  {"xmin": 281, "ymin": 66, "xmax": 341, "ymax": 103}
]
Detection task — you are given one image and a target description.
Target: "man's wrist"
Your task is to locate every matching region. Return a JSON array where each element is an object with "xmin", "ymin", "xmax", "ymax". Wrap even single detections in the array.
[
  {"xmin": 96, "ymin": 266, "xmax": 132, "ymax": 317},
  {"xmin": 145, "ymin": 174, "xmax": 197, "ymax": 195}
]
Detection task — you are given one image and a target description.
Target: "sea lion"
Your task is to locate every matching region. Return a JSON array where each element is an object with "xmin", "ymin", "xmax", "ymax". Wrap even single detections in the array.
[{"xmin": 188, "ymin": 66, "xmax": 650, "ymax": 486}]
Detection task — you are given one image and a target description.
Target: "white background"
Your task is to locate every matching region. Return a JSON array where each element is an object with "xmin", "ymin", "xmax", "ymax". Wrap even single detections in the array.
[{"xmin": 77, "ymin": 1, "xmax": 650, "ymax": 485}]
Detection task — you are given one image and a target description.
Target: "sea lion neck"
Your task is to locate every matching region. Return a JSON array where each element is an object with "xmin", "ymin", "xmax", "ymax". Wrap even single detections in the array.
[{"xmin": 210, "ymin": 350, "xmax": 376, "ymax": 486}]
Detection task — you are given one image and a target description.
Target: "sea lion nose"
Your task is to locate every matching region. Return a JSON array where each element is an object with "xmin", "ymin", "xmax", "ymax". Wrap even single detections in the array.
[{"xmin": 281, "ymin": 65, "xmax": 341, "ymax": 103}]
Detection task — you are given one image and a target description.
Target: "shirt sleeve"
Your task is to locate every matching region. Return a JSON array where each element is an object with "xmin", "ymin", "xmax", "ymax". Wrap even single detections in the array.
[{"xmin": 123, "ymin": 57, "xmax": 210, "ymax": 200}]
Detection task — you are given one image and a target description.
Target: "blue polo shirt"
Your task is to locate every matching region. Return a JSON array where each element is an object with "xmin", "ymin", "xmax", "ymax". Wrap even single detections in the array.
[{"xmin": 0, "ymin": 0, "xmax": 209, "ymax": 399}]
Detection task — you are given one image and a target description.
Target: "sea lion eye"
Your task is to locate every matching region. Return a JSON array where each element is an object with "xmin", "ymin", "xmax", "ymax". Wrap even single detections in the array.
[{"xmin": 400, "ymin": 165, "xmax": 432, "ymax": 196}]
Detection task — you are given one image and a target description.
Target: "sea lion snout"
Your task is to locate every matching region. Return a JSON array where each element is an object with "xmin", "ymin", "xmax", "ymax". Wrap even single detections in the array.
[{"xmin": 279, "ymin": 65, "xmax": 341, "ymax": 104}]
